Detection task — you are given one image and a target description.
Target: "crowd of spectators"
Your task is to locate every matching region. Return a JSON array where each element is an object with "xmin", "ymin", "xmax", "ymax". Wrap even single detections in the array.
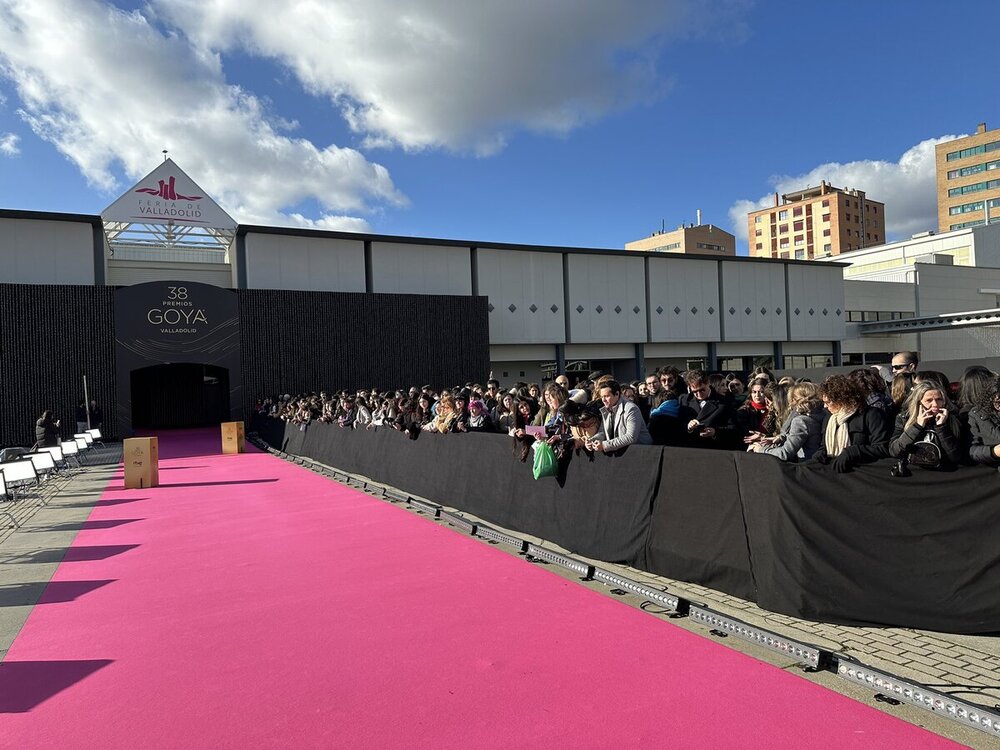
[{"xmin": 256, "ymin": 351, "xmax": 1000, "ymax": 473}]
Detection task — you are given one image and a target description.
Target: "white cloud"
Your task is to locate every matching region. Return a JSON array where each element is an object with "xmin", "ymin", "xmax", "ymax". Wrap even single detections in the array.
[
  {"xmin": 729, "ymin": 136, "xmax": 960, "ymax": 246},
  {"xmin": 150, "ymin": 0, "xmax": 737, "ymax": 155},
  {"xmin": 0, "ymin": 0, "xmax": 404, "ymax": 225},
  {"xmin": 0, "ymin": 132, "xmax": 18, "ymax": 155}
]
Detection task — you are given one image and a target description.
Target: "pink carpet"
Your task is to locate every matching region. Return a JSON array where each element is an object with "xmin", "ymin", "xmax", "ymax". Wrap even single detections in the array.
[{"xmin": 1, "ymin": 429, "xmax": 959, "ymax": 748}]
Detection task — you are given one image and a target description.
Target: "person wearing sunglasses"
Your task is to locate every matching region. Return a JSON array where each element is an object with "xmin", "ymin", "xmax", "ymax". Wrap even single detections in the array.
[
  {"xmin": 890, "ymin": 351, "xmax": 919, "ymax": 374},
  {"xmin": 677, "ymin": 369, "xmax": 737, "ymax": 448}
]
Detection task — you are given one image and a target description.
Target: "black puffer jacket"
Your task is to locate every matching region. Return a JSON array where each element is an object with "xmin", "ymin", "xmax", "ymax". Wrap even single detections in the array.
[
  {"xmin": 967, "ymin": 407, "xmax": 1000, "ymax": 467},
  {"xmin": 889, "ymin": 412, "xmax": 963, "ymax": 467}
]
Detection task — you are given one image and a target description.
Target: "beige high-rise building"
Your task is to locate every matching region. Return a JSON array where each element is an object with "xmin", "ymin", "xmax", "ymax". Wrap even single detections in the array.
[
  {"xmin": 625, "ymin": 222, "xmax": 735, "ymax": 255},
  {"xmin": 747, "ymin": 182, "xmax": 886, "ymax": 260},
  {"xmin": 936, "ymin": 122, "xmax": 1000, "ymax": 233}
]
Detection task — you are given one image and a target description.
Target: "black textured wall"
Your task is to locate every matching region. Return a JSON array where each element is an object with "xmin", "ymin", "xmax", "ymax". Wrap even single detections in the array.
[
  {"xmin": 0, "ymin": 283, "xmax": 117, "ymax": 447},
  {"xmin": 0, "ymin": 283, "xmax": 489, "ymax": 446},
  {"xmin": 237, "ymin": 289, "xmax": 490, "ymax": 406}
]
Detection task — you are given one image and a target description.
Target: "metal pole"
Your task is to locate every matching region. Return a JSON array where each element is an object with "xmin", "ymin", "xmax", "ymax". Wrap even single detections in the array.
[{"xmin": 83, "ymin": 374, "xmax": 91, "ymax": 430}]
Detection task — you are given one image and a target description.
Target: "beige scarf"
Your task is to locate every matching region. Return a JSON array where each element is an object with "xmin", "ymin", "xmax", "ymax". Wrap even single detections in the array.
[{"xmin": 824, "ymin": 409, "xmax": 855, "ymax": 456}]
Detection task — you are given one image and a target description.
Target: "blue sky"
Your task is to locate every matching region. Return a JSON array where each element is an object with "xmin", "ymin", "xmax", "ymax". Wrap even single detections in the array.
[{"xmin": 1, "ymin": 0, "xmax": 998, "ymax": 253}]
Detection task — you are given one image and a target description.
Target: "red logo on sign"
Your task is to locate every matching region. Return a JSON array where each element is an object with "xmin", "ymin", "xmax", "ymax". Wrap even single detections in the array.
[{"xmin": 135, "ymin": 176, "xmax": 201, "ymax": 201}]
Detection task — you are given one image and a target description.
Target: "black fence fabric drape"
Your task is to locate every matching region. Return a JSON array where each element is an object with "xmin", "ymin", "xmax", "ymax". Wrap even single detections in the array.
[
  {"xmin": 282, "ymin": 420, "xmax": 657, "ymax": 565},
  {"xmin": 645, "ymin": 449, "xmax": 755, "ymax": 601},
  {"xmin": 256, "ymin": 416, "xmax": 1000, "ymax": 634},
  {"xmin": 738, "ymin": 457, "xmax": 1000, "ymax": 633}
]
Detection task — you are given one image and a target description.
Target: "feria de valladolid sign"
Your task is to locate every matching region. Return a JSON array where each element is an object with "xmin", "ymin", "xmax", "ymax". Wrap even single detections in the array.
[{"xmin": 101, "ymin": 158, "xmax": 236, "ymax": 230}]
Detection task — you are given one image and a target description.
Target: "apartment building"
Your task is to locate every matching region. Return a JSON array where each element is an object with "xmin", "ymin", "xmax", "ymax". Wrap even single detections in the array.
[
  {"xmin": 747, "ymin": 182, "xmax": 886, "ymax": 259},
  {"xmin": 625, "ymin": 222, "xmax": 735, "ymax": 255},
  {"xmin": 936, "ymin": 122, "xmax": 1000, "ymax": 233}
]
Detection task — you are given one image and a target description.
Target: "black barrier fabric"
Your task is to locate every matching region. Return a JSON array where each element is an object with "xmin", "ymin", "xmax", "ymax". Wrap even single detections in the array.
[
  {"xmin": 644, "ymin": 449, "xmax": 755, "ymax": 601},
  {"xmin": 738, "ymin": 456, "xmax": 1000, "ymax": 633},
  {"xmin": 0, "ymin": 283, "xmax": 117, "ymax": 446},
  {"xmin": 238, "ymin": 289, "xmax": 489, "ymax": 419},
  {"xmin": 265, "ymin": 419, "xmax": 657, "ymax": 565},
  {"xmin": 258, "ymin": 416, "xmax": 1000, "ymax": 632}
]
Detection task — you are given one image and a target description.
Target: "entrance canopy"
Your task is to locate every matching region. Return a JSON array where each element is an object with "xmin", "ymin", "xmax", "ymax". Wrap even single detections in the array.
[{"xmin": 101, "ymin": 159, "xmax": 236, "ymax": 262}]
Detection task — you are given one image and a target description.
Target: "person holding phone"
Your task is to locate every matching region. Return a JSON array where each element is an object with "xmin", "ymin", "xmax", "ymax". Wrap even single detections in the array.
[
  {"xmin": 889, "ymin": 381, "xmax": 962, "ymax": 469},
  {"xmin": 35, "ymin": 409, "xmax": 61, "ymax": 447}
]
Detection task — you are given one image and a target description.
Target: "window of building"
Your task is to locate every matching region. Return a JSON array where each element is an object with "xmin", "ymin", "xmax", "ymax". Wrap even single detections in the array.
[
  {"xmin": 697, "ymin": 242, "xmax": 724, "ymax": 251},
  {"xmin": 780, "ymin": 252, "xmax": 790, "ymax": 259},
  {"xmin": 873, "ymin": 206, "xmax": 877, "ymax": 214},
  {"xmin": 823, "ymin": 243, "xmax": 832, "ymax": 252},
  {"xmin": 821, "ymin": 213, "xmax": 830, "ymax": 222},
  {"xmin": 822, "ymin": 199, "xmax": 829, "ymax": 207},
  {"xmin": 822, "ymin": 229, "xmax": 831, "ymax": 237},
  {"xmin": 794, "ymin": 236, "xmax": 804, "ymax": 246},
  {"xmin": 948, "ymin": 198, "xmax": 1000, "ymax": 215},
  {"xmin": 779, "ymin": 239, "xmax": 789, "ymax": 249},
  {"xmin": 755, "ymin": 242, "xmax": 763, "ymax": 250},
  {"xmin": 795, "ymin": 249, "xmax": 805, "ymax": 259},
  {"xmin": 948, "ymin": 177, "xmax": 1000, "ymax": 197},
  {"xmin": 792, "ymin": 220, "xmax": 802, "ymax": 231},
  {"xmin": 873, "ymin": 234, "xmax": 879, "ymax": 242},
  {"xmin": 778, "ymin": 210, "xmax": 788, "ymax": 220},
  {"xmin": 947, "ymin": 139, "xmax": 1000, "ymax": 161},
  {"xmin": 755, "ymin": 228, "xmax": 762, "ymax": 236},
  {"xmin": 779, "ymin": 224, "xmax": 788, "ymax": 233},
  {"xmin": 846, "ymin": 243, "xmax": 852, "ymax": 250},
  {"xmin": 845, "ymin": 213, "xmax": 851, "ymax": 222},
  {"xmin": 793, "ymin": 207, "xmax": 803, "ymax": 216},
  {"xmin": 754, "ymin": 215, "xmax": 762, "ymax": 223}
]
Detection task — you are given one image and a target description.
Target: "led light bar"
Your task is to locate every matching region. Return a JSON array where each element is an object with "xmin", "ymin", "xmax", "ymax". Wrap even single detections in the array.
[
  {"xmin": 383, "ymin": 488, "xmax": 409, "ymax": 503},
  {"xmin": 688, "ymin": 606, "xmax": 825, "ymax": 668},
  {"xmin": 407, "ymin": 497, "xmax": 441, "ymax": 517},
  {"xmin": 591, "ymin": 567, "xmax": 685, "ymax": 612},
  {"xmin": 836, "ymin": 660, "xmax": 1000, "ymax": 738},
  {"xmin": 474, "ymin": 524, "xmax": 528, "ymax": 552},
  {"xmin": 525, "ymin": 544, "xmax": 594, "ymax": 577},
  {"xmin": 438, "ymin": 509, "xmax": 475, "ymax": 533}
]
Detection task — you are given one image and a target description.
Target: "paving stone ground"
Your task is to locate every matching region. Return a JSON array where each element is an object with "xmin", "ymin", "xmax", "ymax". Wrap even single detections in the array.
[{"xmin": 2, "ymin": 443, "xmax": 997, "ymax": 748}]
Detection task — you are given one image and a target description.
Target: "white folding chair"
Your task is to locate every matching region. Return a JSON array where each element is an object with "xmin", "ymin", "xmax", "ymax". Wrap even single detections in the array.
[
  {"xmin": 0, "ymin": 470, "xmax": 17, "ymax": 527},
  {"xmin": 26, "ymin": 452, "xmax": 57, "ymax": 482},
  {"xmin": 39, "ymin": 445, "xmax": 65, "ymax": 464},
  {"xmin": 0, "ymin": 459, "xmax": 39, "ymax": 501},
  {"xmin": 75, "ymin": 433, "xmax": 94, "ymax": 447},
  {"xmin": 85, "ymin": 428, "xmax": 106, "ymax": 448},
  {"xmin": 73, "ymin": 435, "xmax": 91, "ymax": 464},
  {"xmin": 59, "ymin": 439, "xmax": 83, "ymax": 469}
]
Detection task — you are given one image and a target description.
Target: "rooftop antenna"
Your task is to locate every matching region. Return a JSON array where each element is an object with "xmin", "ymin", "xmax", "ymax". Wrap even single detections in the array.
[{"xmin": 162, "ymin": 149, "xmax": 168, "ymax": 162}]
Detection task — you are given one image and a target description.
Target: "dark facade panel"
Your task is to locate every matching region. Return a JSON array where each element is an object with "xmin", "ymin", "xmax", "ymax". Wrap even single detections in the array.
[
  {"xmin": 237, "ymin": 289, "xmax": 490, "ymax": 408},
  {"xmin": 0, "ymin": 283, "xmax": 117, "ymax": 447},
  {"xmin": 0, "ymin": 283, "xmax": 488, "ymax": 447}
]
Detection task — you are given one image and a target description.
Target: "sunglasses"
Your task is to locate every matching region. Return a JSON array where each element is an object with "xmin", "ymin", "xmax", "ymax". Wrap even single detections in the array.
[{"xmin": 890, "ymin": 364, "xmax": 908, "ymax": 371}]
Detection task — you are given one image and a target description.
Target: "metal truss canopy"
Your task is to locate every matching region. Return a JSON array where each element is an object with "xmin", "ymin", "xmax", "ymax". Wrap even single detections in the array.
[{"xmin": 858, "ymin": 307, "xmax": 1000, "ymax": 335}]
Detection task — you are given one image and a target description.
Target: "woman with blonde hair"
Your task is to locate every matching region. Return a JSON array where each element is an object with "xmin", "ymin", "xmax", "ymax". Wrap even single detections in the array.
[
  {"xmin": 890, "ymin": 372, "xmax": 913, "ymax": 416},
  {"xmin": 425, "ymin": 394, "xmax": 460, "ymax": 434},
  {"xmin": 889, "ymin": 380, "xmax": 962, "ymax": 469},
  {"xmin": 749, "ymin": 382, "xmax": 823, "ymax": 461}
]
